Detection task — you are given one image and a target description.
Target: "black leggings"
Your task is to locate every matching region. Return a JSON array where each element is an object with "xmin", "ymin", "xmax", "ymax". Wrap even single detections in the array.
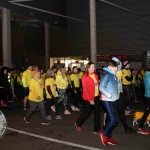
[
  {"xmin": 45, "ymin": 98, "xmax": 59, "ymax": 116},
  {"xmin": 139, "ymin": 97, "xmax": 150, "ymax": 128},
  {"xmin": 76, "ymin": 96, "xmax": 101, "ymax": 132},
  {"xmin": 123, "ymin": 85, "xmax": 131, "ymax": 107}
]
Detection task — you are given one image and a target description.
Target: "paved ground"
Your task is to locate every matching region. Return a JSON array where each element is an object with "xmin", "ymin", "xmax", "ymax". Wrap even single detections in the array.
[{"xmin": 0, "ymin": 96, "xmax": 150, "ymax": 150}]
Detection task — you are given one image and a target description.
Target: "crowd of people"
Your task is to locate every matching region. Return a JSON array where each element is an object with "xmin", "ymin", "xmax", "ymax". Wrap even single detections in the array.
[{"xmin": 0, "ymin": 57, "xmax": 150, "ymax": 146}]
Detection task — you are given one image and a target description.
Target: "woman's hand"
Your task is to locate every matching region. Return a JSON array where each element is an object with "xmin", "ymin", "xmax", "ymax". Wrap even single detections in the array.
[
  {"xmin": 74, "ymin": 90, "xmax": 77, "ymax": 93},
  {"xmin": 37, "ymin": 96, "xmax": 41, "ymax": 100},
  {"xmin": 90, "ymin": 100, "xmax": 95, "ymax": 105}
]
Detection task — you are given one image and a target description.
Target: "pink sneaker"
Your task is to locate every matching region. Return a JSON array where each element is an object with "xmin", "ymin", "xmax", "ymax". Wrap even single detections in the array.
[
  {"xmin": 64, "ymin": 110, "xmax": 71, "ymax": 115},
  {"xmin": 71, "ymin": 105, "xmax": 76, "ymax": 111},
  {"xmin": 1, "ymin": 101, "xmax": 7, "ymax": 107},
  {"xmin": 137, "ymin": 128, "xmax": 149, "ymax": 135},
  {"xmin": 75, "ymin": 122, "xmax": 82, "ymax": 131}
]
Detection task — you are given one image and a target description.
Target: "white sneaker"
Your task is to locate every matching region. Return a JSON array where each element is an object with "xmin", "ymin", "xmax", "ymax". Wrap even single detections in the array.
[
  {"xmin": 64, "ymin": 110, "xmax": 71, "ymax": 115},
  {"xmin": 41, "ymin": 122, "xmax": 50, "ymax": 125},
  {"xmin": 71, "ymin": 105, "xmax": 76, "ymax": 111},
  {"xmin": 51, "ymin": 105, "xmax": 56, "ymax": 112},
  {"xmin": 75, "ymin": 107, "xmax": 80, "ymax": 111}
]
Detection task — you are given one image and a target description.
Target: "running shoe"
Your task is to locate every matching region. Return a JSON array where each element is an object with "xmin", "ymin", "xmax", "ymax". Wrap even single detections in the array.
[
  {"xmin": 1, "ymin": 101, "xmax": 7, "ymax": 107},
  {"xmin": 75, "ymin": 122, "xmax": 82, "ymax": 131},
  {"xmin": 137, "ymin": 128, "xmax": 149, "ymax": 135},
  {"xmin": 41, "ymin": 122, "xmax": 50, "ymax": 125},
  {"xmin": 64, "ymin": 109, "xmax": 71, "ymax": 115},
  {"xmin": 55, "ymin": 115, "xmax": 63, "ymax": 120},
  {"xmin": 75, "ymin": 107, "xmax": 80, "ymax": 111},
  {"xmin": 51, "ymin": 105, "xmax": 56, "ymax": 112},
  {"xmin": 93, "ymin": 131, "xmax": 103, "ymax": 135},
  {"xmin": 24, "ymin": 117, "xmax": 30, "ymax": 123},
  {"xmin": 46, "ymin": 115, "xmax": 52, "ymax": 120},
  {"xmin": 71, "ymin": 105, "xmax": 76, "ymax": 111},
  {"xmin": 100, "ymin": 133, "xmax": 108, "ymax": 146},
  {"xmin": 108, "ymin": 138, "xmax": 118, "ymax": 146}
]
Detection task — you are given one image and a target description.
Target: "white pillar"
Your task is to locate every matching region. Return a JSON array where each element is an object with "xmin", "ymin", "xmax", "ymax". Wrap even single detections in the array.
[
  {"xmin": 89, "ymin": 0, "xmax": 97, "ymax": 66},
  {"xmin": 45, "ymin": 22, "xmax": 50, "ymax": 69},
  {"xmin": 2, "ymin": 8, "xmax": 11, "ymax": 67}
]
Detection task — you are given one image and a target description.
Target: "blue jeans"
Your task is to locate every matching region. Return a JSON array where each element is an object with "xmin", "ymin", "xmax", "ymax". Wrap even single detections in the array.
[
  {"xmin": 26, "ymin": 100, "xmax": 46, "ymax": 123},
  {"xmin": 102, "ymin": 100, "xmax": 118, "ymax": 138}
]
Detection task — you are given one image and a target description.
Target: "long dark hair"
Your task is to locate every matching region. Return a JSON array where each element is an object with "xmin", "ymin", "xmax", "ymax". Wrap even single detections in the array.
[{"xmin": 84, "ymin": 62, "xmax": 95, "ymax": 74}]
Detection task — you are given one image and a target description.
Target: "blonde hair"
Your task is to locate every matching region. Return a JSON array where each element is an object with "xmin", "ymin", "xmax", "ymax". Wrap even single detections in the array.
[
  {"xmin": 45, "ymin": 69, "xmax": 54, "ymax": 79},
  {"xmin": 59, "ymin": 67, "xmax": 66, "ymax": 79}
]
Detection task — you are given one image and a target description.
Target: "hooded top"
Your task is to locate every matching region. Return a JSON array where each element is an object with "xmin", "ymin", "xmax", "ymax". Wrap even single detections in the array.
[
  {"xmin": 112, "ymin": 57, "xmax": 123, "ymax": 93},
  {"xmin": 100, "ymin": 67, "xmax": 119, "ymax": 101},
  {"xmin": 55, "ymin": 70, "xmax": 68, "ymax": 89},
  {"xmin": 0, "ymin": 66, "xmax": 10, "ymax": 88}
]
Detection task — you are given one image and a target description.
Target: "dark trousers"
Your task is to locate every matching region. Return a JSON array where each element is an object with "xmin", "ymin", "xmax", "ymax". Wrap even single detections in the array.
[
  {"xmin": 123, "ymin": 85, "xmax": 131, "ymax": 107},
  {"xmin": 26, "ymin": 100, "xmax": 46, "ymax": 122},
  {"xmin": 118, "ymin": 93, "xmax": 129, "ymax": 130},
  {"xmin": 76, "ymin": 96, "xmax": 101, "ymax": 132},
  {"xmin": 102, "ymin": 100, "xmax": 118, "ymax": 139},
  {"xmin": 46, "ymin": 98, "xmax": 59, "ymax": 116},
  {"xmin": 0, "ymin": 88, "xmax": 10, "ymax": 102},
  {"xmin": 72, "ymin": 88, "xmax": 81, "ymax": 107},
  {"xmin": 139, "ymin": 97, "xmax": 150, "ymax": 128},
  {"xmin": 17, "ymin": 85, "xmax": 24, "ymax": 100}
]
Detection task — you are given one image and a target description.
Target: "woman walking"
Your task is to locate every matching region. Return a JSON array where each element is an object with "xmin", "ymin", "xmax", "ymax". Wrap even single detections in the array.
[
  {"xmin": 45, "ymin": 69, "xmax": 62, "ymax": 120},
  {"xmin": 75, "ymin": 62, "xmax": 102, "ymax": 135}
]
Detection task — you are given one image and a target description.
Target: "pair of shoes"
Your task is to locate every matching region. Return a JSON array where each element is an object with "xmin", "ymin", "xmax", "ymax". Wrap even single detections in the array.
[
  {"xmin": 55, "ymin": 115, "xmax": 63, "ymax": 120},
  {"xmin": 137, "ymin": 128, "xmax": 149, "ymax": 135},
  {"xmin": 24, "ymin": 117, "xmax": 30, "ymax": 123},
  {"xmin": 75, "ymin": 122, "xmax": 82, "ymax": 131},
  {"xmin": 64, "ymin": 109, "xmax": 71, "ymax": 115},
  {"xmin": 71, "ymin": 105, "xmax": 76, "ymax": 111},
  {"xmin": 93, "ymin": 131, "xmax": 103, "ymax": 135},
  {"xmin": 46, "ymin": 115, "xmax": 52, "ymax": 120},
  {"xmin": 1, "ymin": 101, "xmax": 7, "ymax": 107},
  {"xmin": 108, "ymin": 138, "xmax": 118, "ymax": 145},
  {"xmin": 51, "ymin": 105, "xmax": 56, "ymax": 112},
  {"xmin": 41, "ymin": 122, "xmax": 50, "ymax": 125},
  {"xmin": 100, "ymin": 133, "xmax": 108, "ymax": 146},
  {"xmin": 125, "ymin": 127, "xmax": 136, "ymax": 134}
]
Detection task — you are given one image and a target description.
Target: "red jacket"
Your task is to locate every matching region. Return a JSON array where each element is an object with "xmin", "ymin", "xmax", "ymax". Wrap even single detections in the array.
[{"xmin": 82, "ymin": 73, "xmax": 100, "ymax": 102}]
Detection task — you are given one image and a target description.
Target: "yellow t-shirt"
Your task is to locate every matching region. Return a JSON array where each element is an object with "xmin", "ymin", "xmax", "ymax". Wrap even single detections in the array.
[
  {"xmin": 10, "ymin": 75, "xmax": 14, "ymax": 86},
  {"xmin": 116, "ymin": 70, "xmax": 122, "ymax": 93},
  {"xmin": 45, "ymin": 78, "xmax": 56, "ymax": 98},
  {"xmin": 22, "ymin": 70, "xmax": 33, "ymax": 87},
  {"xmin": 89, "ymin": 74, "xmax": 99, "ymax": 96},
  {"xmin": 131, "ymin": 74, "xmax": 136, "ymax": 84},
  {"xmin": 79, "ymin": 71, "xmax": 84, "ymax": 79},
  {"xmin": 122, "ymin": 69, "xmax": 131, "ymax": 85},
  {"xmin": 70, "ymin": 73, "xmax": 80, "ymax": 88},
  {"xmin": 41, "ymin": 73, "xmax": 46, "ymax": 81},
  {"xmin": 138, "ymin": 74, "xmax": 142, "ymax": 83},
  {"xmin": 17, "ymin": 76, "xmax": 23, "ymax": 85},
  {"xmin": 141, "ymin": 69, "xmax": 145, "ymax": 80},
  {"xmin": 66, "ymin": 74, "xmax": 71, "ymax": 85},
  {"xmin": 28, "ymin": 78, "xmax": 44, "ymax": 102}
]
